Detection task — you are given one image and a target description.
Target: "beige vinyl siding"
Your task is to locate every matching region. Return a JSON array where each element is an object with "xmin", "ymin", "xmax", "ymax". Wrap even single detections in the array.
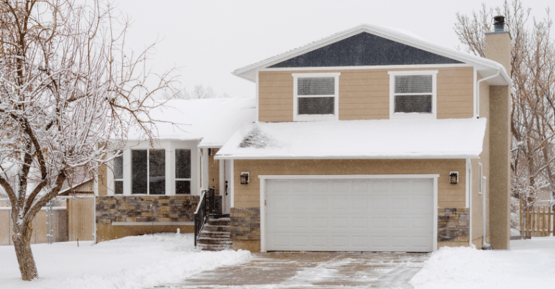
[
  {"xmin": 68, "ymin": 194, "xmax": 95, "ymax": 241},
  {"xmin": 258, "ymin": 66, "xmax": 474, "ymax": 122},
  {"xmin": 233, "ymin": 159, "xmax": 466, "ymax": 209}
]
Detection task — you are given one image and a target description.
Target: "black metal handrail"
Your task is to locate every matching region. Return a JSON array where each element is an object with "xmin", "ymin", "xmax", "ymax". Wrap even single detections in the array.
[{"xmin": 194, "ymin": 187, "xmax": 216, "ymax": 247}]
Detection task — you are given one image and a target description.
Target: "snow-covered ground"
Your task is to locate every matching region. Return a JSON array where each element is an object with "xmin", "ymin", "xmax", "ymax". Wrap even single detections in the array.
[
  {"xmin": 0, "ymin": 233, "xmax": 251, "ymax": 289},
  {"xmin": 411, "ymin": 237, "xmax": 555, "ymax": 289}
]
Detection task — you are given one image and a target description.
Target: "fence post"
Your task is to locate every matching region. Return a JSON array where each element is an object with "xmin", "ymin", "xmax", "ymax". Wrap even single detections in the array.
[{"xmin": 519, "ymin": 198, "xmax": 523, "ymax": 236}]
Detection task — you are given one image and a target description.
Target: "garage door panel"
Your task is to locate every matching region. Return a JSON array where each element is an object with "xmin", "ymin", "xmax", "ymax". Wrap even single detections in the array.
[{"xmin": 266, "ymin": 178, "xmax": 434, "ymax": 252}]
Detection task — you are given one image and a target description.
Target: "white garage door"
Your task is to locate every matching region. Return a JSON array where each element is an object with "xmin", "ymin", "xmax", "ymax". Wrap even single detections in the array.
[{"xmin": 265, "ymin": 178, "xmax": 434, "ymax": 252}]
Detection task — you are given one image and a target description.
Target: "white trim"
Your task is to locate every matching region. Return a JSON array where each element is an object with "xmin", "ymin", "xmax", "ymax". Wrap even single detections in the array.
[
  {"xmin": 388, "ymin": 70, "xmax": 438, "ymax": 120},
  {"xmin": 292, "ymin": 72, "xmax": 340, "ymax": 122},
  {"xmin": 478, "ymin": 163, "xmax": 483, "ymax": 195},
  {"xmin": 262, "ymin": 64, "xmax": 472, "ymax": 72},
  {"xmin": 202, "ymin": 148, "xmax": 209, "ymax": 191},
  {"xmin": 465, "ymin": 159, "xmax": 470, "ymax": 208},
  {"xmin": 219, "ymin": 159, "xmax": 225, "ymax": 196},
  {"xmin": 473, "ymin": 67, "xmax": 478, "ymax": 118},
  {"xmin": 112, "ymin": 222, "xmax": 194, "ymax": 226},
  {"xmin": 197, "ymin": 147, "xmax": 201, "ymax": 194},
  {"xmin": 216, "ymin": 154, "xmax": 477, "ymax": 160},
  {"xmin": 230, "ymin": 159, "xmax": 234, "ymax": 208},
  {"xmin": 256, "ymin": 71, "xmax": 260, "ymax": 122},
  {"xmin": 433, "ymin": 175, "xmax": 438, "ymax": 252},
  {"xmin": 468, "ymin": 158, "xmax": 473, "ymax": 246},
  {"xmin": 259, "ymin": 174, "xmax": 439, "ymax": 252},
  {"xmin": 258, "ymin": 174, "xmax": 440, "ymax": 180},
  {"xmin": 260, "ymin": 177, "xmax": 267, "ymax": 252}
]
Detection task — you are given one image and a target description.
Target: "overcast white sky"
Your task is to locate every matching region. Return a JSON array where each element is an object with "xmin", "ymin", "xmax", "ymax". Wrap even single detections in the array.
[{"xmin": 115, "ymin": 0, "xmax": 554, "ymax": 98}]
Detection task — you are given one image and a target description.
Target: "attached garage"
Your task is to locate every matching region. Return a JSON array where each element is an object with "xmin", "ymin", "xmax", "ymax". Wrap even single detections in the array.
[{"xmin": 261, "ymin": 176, "xmax": 438, "ymax": 252}]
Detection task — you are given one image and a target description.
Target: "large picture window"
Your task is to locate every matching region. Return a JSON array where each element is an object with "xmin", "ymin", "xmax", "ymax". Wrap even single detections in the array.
[
  {"xmin": 389, "ymin": 71, "xmax": 437, "ymax": 119},
  {"xmin": 132, "ymin": 149, "xmax": 166, "ymax": 195},
  {"xmin": 175, "ymin": 149, "xmax": 191, "ymax": 194},
  {"xmin": 293, "ymin": 73, "xmax": 340, "ymax": 121}
]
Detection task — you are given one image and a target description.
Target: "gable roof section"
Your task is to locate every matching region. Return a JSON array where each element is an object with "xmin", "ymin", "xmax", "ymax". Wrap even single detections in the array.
[
  {"xmin": 233, "ymin": 24, "xmax": 510, "ymax": 85},
  {"xmin": 269, "ymin": 32, "xmax": 462, "ymax": 68}
]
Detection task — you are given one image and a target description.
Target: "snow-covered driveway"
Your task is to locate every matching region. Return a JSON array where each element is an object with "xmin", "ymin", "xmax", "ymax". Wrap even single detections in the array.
[
  {"xmin": 411, "ymin": 237, "xmax": 555, "ymax": 289},
  {"xmin": 0, "ymin": 234, "xmax": 250, "ymax": 289},
  {"xmin": 156, "ymin": 251, "xmax": 429, "ymax": 289}
]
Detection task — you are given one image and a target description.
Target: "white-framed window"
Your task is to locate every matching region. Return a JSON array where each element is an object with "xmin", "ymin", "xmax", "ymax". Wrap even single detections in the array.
[
  {"xmin": 109, "ymin": 140, "xmax": 199, "ymax": 196},
  {"xmin": 388, "ymin": 70, "xmax": 438, "ymax": 119},
  {"xmin": 114, "ymin": 153, "xmax": 123, "ymax": 195},
  {"xmin": 132, "ymin": 149, "xmax": 166, "ymax": 195},
  {"xmin": 292, "ymin": 72, "xmax": 340, "ymax": 121},
  {"xmin": 175, "ymin": 149, "xmax": 192, "ymax": 194}
]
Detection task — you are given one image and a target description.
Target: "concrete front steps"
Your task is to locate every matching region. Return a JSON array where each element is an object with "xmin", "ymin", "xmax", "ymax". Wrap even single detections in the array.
[{"xmin": 197, "ymin": 215, "xmax": 232, "ymax": 251}]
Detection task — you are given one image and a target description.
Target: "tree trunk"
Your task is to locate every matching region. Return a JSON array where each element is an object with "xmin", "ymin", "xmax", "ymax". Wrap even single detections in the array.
[{"xmin": 12, "ymin": 221, "xmax": 38, "ymax": 281}]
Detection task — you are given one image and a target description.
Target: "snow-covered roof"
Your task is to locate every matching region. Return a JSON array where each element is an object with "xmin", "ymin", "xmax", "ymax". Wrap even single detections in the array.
[
  {"xmin": 127, "ymin": 98, "xmax": 256, "ymax": 145},
  {"xmin": 233, "ymin": 24, "xmax": 510, "ymax": 85},
  {"xmin": 216, "ymin": 119, "xmax": 487, "ymax": 160}
]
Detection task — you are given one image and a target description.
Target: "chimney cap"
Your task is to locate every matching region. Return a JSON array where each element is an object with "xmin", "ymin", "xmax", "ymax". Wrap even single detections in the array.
[{"xmin": 494, "ymin": 15, "xmax": 505, "ymax": 33}]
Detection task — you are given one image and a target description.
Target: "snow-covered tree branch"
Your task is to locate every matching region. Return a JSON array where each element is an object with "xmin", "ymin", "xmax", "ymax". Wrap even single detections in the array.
[{"xmin": 0, "ymin": 0, "xmax": 176, "ymax": 280}]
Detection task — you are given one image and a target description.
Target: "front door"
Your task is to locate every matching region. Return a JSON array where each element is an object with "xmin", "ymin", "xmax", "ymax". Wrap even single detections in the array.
[{"xmin": 222, "ymin": 160, "xmax": 232, "ymax": 214}]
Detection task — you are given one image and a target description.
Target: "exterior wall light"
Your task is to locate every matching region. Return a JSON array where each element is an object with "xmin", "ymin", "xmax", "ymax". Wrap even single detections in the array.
[
  {"xmin": 240, "ymin": 172, "xmax": 249, "ymax": 185},
  {"xmin": 449, "ymin": 171, "xmax": 459, "ymax": 185}
]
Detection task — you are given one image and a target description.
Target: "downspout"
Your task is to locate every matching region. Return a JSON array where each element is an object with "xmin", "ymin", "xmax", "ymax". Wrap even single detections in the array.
[
  {"xmin": 483, "ymin": 176, "xmax": 492, "ymax": 250},
  {"xmin": 476, "ymin": 69, "xmax": 498, "ymax": 249},
  {"xmin": 475, "ymin": 70, "xmax": 500, "ymax": 118}
]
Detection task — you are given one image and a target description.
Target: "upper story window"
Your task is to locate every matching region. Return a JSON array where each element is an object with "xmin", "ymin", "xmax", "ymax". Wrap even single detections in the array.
[
  {"xmin": 388, "ymin": 70, "xmax": 437, "ymax": 119},
  {"xmin": 293, "ymin": 73, "xmax": 340, "ymax": 121}
]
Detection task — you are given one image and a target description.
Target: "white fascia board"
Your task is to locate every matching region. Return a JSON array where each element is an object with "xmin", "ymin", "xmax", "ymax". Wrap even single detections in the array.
[
  {"xmin": 233, "ymin": 24, "xmax": 510, "ymax": 83},
  {"xmin": 198, "ymin": 144, "xmax": 223, "ymax": 149},
  {"xmin": 215, "ymin": 154, "xmax": 479, "ymax": 160}
]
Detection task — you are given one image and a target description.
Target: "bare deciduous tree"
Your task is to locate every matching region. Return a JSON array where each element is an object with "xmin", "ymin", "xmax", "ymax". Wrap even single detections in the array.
[
  {"xmin": 0, "ymin": 0, "xmax": 176, "ymax": 280},
  {"xmin": 455, "ymin": 0, "xmax": 555, "ymax": 217}
]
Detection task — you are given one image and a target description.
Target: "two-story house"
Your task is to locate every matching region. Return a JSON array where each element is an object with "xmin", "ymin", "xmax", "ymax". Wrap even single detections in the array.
[{"xmin": 215, "ymin": 21, "xmax": 511, "ymax": 252}]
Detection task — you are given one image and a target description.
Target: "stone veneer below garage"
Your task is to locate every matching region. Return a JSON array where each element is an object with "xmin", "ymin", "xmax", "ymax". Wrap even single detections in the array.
[
  {"xmin": 437, "ymin": 208, "xmax": 470, "ymax": 244},
  {"xmin": 96, "ymin": 195, "xmax": 220, "ymax": 242},
  {"xmin": 230, "ymin": 207, "xmax": 261, "ymax": 252}
]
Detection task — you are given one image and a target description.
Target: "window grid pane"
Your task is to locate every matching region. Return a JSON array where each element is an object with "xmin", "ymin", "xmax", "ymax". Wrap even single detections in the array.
[
  {"xmin": 176, "ymin": 180, "xmax": 191, "ymax": 194},
  {"xmin": 395, "ymin": 95, "xmax": 432, "ymax": 113},
  {"xmin": 176, "ymin": 149, "xmax": 191, "ymax": 179},
  {"xmin": 132, "ymin": 150, "xmax": 147, "ymax": 195},
  {"xmin": 298, "ymin": 77, "xmax": 334, "ymax": 95},
  {"xmin": 298, "ymin": 97, "xmax": 335, "ymax": 115},
  {"xmin": 149, "ymin": 150, "xmax": 165, "ymax": 195},
  {"xmin": 114, "ymin": 154, "xmax": 123, "ymax": 180},
  {"xmin": 115, "ymin": 181, "xmax": 123, "ymax": 195},
  {"xmin": 395, "ymin": 75, "xmax": 432, "ymax": 93}
]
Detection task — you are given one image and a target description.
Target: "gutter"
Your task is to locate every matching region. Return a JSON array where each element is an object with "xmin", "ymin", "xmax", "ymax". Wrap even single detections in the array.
[{"xmin": 475, "ymin": 70, "xmax": 501, "ymax": 118}]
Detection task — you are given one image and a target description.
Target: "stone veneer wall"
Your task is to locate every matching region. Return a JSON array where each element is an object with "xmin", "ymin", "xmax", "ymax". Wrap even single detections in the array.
[
  {"xmin": 230, "ymin": 207, "xmax": 260, "ymax": 252},
  {"xmin": 96, "ymin": 195, "xmax": 200, "ymax": 224},
  {"xmin": 96, "ymin": 195, "xmax": 220, "ymax": 242},
  {"xmin": 438, "ymin": 208, "xmax": 469, "ymax": 244}
]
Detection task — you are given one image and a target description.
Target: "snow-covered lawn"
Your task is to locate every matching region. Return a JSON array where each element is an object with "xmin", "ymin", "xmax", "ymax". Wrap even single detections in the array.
[
  {"xmin": 411, "ymin": 237, "xmax": 555, "ymax": 289},
  {"xmin": 0, "ymin": 233, "xmax": 251, "ymax": 289}
]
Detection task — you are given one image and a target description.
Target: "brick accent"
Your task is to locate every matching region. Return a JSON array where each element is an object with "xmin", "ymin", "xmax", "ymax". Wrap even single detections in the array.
[
  {"xmin": 230, "ymin": 208, "xmax": 260, "ymax": 241},
  {"xmin": 96, "ymin": 195, "xmax": 204, "ymax": 224},
  {"xmin": 438, "ymin": 208, "xmax": 469, "ymax": 242}
]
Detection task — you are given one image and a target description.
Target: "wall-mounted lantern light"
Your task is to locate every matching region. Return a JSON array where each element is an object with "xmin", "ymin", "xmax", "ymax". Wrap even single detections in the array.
[
  {"xmin": 449, "ymin": 171, "xmax": 459, "ymax": 185},
  {"xmin": 240, "ymin": 172, "xmax": 249, "ymax": 185}
]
